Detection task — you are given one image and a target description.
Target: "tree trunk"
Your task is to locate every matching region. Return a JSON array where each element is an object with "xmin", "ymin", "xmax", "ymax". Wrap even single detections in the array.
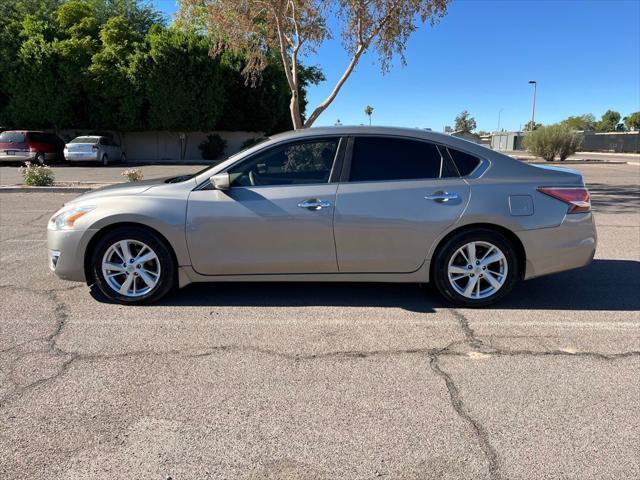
[
  {"xmin": 289, "ymin": 89, "xmax": 303, "ymax": 129},
  {"xmin": 302, "ymin": 45, "xmax": 365, "ymax": 128}
]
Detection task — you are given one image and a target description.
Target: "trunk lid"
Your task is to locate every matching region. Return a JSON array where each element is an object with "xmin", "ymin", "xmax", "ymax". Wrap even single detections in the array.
[
  {"xmin": 529, "ymin": 163, "xmax": 585, "ymax": 185},
  {"xmin": 65, "ymin": 143, "xmax": 96, "ymax": 153}
]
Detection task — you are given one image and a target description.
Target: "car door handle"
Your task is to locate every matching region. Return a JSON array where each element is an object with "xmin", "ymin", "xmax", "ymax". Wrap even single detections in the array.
[
  {"xmin": 425, "ymin": 191, "xmax": 460, "ymax": 203},
  {"xmin": 298, "ymin": 199, "xmax": 332, "ymax": 210}
]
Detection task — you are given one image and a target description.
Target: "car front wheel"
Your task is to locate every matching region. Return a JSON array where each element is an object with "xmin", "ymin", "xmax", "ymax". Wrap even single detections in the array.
[
  {"xmin": 432, "ymin": 229, "xmax": 519, "ymax": 307},
  {"xmin": 90, "ymin": 227, "xmax": 176, "ymax": 304}
]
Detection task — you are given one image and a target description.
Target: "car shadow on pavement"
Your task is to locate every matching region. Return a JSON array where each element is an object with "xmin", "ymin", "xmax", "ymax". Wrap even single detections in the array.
[
  {"xmin": 501, "ymin": 259, "xmax": 640, "ymax": 311},
  {"xmin": 155, "ymin": 282, "xmax": 439, "ymax": 313},
  {"xmin": 90, "ymin": 259, "xmax": 638, "ymax": 312},
  {"xmin": 589, "ymin": 182, "xmax": 640, "ymax": 214}
]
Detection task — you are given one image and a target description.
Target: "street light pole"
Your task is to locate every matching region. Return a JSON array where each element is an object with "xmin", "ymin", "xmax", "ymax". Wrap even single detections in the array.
[
  {"xmin": 497, "ymin": 108, "xmax": 503, "ymax": 132},
  {"xmin": 528, "ymin": 80, "xmax": 537, "ymax": 131}
]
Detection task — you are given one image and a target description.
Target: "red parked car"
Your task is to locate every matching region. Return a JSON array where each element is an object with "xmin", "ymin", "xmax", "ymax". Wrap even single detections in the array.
[{"xmin": 0, "ymin": 130, "xmax": 65, "ymax": 165}]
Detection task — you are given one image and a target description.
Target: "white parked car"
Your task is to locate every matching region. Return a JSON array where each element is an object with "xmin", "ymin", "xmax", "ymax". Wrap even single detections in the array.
[{"xmin": 64, "ymin": 136, "xmax": 125, "ymax": 166}]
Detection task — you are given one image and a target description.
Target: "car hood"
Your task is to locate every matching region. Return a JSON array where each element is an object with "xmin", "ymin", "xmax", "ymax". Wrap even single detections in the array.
[{"xmin": 73, "ymin": 177, "xmax": 170, "ymax": 202}]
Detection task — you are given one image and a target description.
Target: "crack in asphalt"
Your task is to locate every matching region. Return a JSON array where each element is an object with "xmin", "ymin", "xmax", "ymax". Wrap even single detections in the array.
[
  {"xmin": 429, "ymin": 354, "xmax": 502, "ymax": 480},
  {"xmin": 451, "ymin": 309, "xmax": 482, "ymax": 350}
]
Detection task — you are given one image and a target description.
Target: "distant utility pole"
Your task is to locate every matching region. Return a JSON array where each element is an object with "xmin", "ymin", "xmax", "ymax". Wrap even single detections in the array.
[
  {"xmin": 497, "ymin": 108, "xmax": 503, "ymax": 132},
  {"xmin": 528, "ymin": 80, "xmax": 537, "ymax": 131}
]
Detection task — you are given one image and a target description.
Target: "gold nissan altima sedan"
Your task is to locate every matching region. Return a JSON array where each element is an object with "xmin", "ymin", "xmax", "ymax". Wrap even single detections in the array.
[{"xmin": 48, "ymin": 126, "xmax": 596, "ymax": 307}]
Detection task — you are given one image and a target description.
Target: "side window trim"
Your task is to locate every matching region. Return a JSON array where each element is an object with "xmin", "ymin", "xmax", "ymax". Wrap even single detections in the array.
[{"xmin": 438, "ymin": 145, "xmax": 462, "ymax": 178}]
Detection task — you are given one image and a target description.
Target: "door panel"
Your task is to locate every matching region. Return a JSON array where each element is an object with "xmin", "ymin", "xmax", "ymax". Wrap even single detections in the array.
[
  {"xmin": 187, "ymin": 184, "xmax": 339, "ymax": 275},
  {"xmin": 334, "ymin": 179, "xmax": 470, "ymax": 273}
]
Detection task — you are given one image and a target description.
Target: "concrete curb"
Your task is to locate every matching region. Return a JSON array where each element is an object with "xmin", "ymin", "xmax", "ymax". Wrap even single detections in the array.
[
  {"xmin": 516, "ymin": 160, "xmax": 630, "ymax": 165},
  {"xmin": 0, "ymin": 183, "xmax": 114, "ymax": 193}
]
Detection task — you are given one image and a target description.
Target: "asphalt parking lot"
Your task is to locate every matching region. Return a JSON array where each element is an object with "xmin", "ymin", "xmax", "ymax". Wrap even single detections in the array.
[{"xmin": 0, "ymin": 162, "xmax": 639, "ymax": 479}]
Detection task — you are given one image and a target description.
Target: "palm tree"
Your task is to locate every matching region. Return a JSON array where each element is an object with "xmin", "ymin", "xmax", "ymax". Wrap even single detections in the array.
[{"xmin": 364, "ymin": 105, "xmax": 374, "ymax": 125}]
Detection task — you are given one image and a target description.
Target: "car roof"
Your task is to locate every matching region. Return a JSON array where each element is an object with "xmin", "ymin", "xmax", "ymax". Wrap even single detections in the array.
[{"xmin": 268, "ymin": 126, "xmax": 496, "ymax": 158}]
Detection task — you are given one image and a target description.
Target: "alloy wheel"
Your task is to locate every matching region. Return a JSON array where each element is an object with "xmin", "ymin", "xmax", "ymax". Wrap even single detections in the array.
[
  {"xmin": 447, "ymin": 241, "xmax": 508, "ymax": 300},
  {"xmin": 101, "ymin": 239, "xmax": 161, "ymax": 297}
]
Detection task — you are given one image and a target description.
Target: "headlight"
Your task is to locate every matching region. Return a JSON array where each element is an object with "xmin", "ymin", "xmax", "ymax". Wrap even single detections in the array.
[{"xmin": 49, "ymin": 206, "xmax": 95, "ymax": 230}]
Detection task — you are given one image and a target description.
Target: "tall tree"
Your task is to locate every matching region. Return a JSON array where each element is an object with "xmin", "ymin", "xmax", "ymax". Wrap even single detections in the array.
[
  {"xmin": 454, "ymin": 110, "xmax": 476, "ymax": 133},
  {"xmin": 88, "ymin": 15, "xmax": 143, "ymax": 130},
  {"xmin": 178, "ymin": 0, "xmax": 450, "ymax": 129},
  {"xmin": 364, "ymin": 105, "xmax": 374, "ymax": 125},
  {"xmin": 624, "ymin": 112, "xmax": 640, "ymax": 131},
  {"xmin": 560, "ymin": 114, "xmax": 596, "ymax": 131},
  {"xmin": 597, "ymin": 110, "xmax": 621, "ymax": 132},
  {"xmin": 139, "ymin": 26, "xmax": 226, "ymax": 131}
]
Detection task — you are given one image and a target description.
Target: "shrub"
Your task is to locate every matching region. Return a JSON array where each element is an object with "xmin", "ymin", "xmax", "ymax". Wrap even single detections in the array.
[
  {"xmin": 557, "ymin": 129, "xmax": 582, "ymax": 161},
  {"xmin": 20, "ymin": 162, "xmax": 55, "ymax": 186},
  {"xmin": 198, "ymin": 134, "xmax": 227, "ymax": 161},
  {"xmin": 523, "ymin": 125, "xmax": 582, "ymax": 161},
  {"xmin": 121, "ymin": 168, "xmax": 143, "ymax": 182}
]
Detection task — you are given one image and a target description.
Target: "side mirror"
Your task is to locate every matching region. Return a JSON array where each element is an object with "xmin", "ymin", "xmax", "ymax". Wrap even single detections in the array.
[{"xmin": 210, "ymin": 172, "xmax": 230, "ymax": 190}]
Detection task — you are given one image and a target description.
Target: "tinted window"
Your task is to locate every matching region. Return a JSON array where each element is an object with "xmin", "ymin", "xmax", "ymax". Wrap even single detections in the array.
[
  {"xmin": 447, "ymin": 147, "xmax": 481, "ymax": 176},
  {"xmin": 70, "ymin": 137, "xmax": 99, "ymax": 144},
  {"xmin": 29, "ymin": 132, "xmax": 46, "ymax": 142},
  {"xmin": 0, "ymin": 131, "xmax": 26, "ymax": 143},
  {"xmin": 228, "ymin": 138, "xmax": 339, "ymax": 187},
  {"xmin": 349, "ymin": 137, "xmax": 441, "ymax": 182}
]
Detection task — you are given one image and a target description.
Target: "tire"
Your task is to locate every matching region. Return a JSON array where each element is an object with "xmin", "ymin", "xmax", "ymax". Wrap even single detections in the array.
[
  {"xmin": 101, "ymin": 154, "xmax": 109, "ymax": 166},
  {"xmin": 34, "ymin": 152, "xmax": 45, "ymax": 165},
  {"xmin": 120, "ymin": 153, "xmax": 126, "ymax": 163},
  {"xmin": 432, "ymin": 229, "xmax": 519, "ymax": 308},
  {"xmin": 90, "ymin": 226, "xmax": 176, "ymax": 305}
]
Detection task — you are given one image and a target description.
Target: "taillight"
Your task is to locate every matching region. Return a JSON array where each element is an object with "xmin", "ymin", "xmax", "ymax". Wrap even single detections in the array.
[
  {"xmin": 538, "ymin": 187, "xmax": 591, "ymax": 213},
  {"xmin": 91, "ymin": 145, "xmax": 98, "ymax": 151}
]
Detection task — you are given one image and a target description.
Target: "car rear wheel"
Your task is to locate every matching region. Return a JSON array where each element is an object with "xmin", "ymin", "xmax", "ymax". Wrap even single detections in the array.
[
  {"xmin": 433, "ymin": 229, "xmax": 519, "ymax": 307},
  {"xmin": 90, "ymin": 227, "xmax": 176, "ymax": 304},
  {"xmin": 101, "ymin": 154, "xmax": 109, "ymax": 166}
]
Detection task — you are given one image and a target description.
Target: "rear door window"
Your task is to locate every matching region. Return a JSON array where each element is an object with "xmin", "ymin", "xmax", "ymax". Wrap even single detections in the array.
[
  {"xmin": 0, "ymin": 131, "xmax": 26, "ymax": 143},
  {"xmin": 348, "ymin": 137, "xmax": 442, "ymax": 182}
]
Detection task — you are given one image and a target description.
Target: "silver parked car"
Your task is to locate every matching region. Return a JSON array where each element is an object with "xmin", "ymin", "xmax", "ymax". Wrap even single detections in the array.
[
  {"xmin": 47, "ymin": 127, "xmax": 596, "ymax": 307},
  {"xmin": 64, "ymin": 136, "xmax": 125, "ymax": 166}
]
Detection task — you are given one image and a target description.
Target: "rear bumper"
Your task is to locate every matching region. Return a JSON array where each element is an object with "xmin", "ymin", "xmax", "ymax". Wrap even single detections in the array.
[
  {"xmin": 64, "ymin": 152, "xmax": 99, "ymax": 162},
  {"xmin": 0, "ymin": 151, "xmax": 33, "ymax": 162},
  {"xmin": 518, "ymin": 212, "xmax": 597, "ymax": 280},
  {"xmin": 47, "ymin": 228, "xmax": 99, "ymax": 282}
]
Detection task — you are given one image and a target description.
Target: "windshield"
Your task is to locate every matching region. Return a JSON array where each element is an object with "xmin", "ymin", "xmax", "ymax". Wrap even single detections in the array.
[
  {"xmin": 0, "ymin": 131, "xmax": 26, "ymax": 143},
  {"xmin": 69, "ymin": 136, "xmax": 99, "ymax": 144},
  {"xmin": 165, "ymin": 136, "xmax": 270, "ymax": 183}
]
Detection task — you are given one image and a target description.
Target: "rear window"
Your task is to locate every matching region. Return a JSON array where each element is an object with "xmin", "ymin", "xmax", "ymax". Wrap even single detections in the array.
[
  {"xmin": 0, "ymin": 131, "xmax": 26, "ymax": 143},
  {"xmin": 349, "ymin": 137, "xmax": 442, "ymax": 182},
  {"xmin": 447, "ymin": 147, "xmax": 481, "ymax": 176},
  {"xmin": 69, "ymin": 137, "xmax": 100, "ymax": 144}
]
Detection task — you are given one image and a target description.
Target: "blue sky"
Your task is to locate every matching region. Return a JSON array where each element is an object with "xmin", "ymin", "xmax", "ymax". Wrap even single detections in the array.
[{"xmin": 152, "ymin": 0, "xmax": 640, "ymax": 132}]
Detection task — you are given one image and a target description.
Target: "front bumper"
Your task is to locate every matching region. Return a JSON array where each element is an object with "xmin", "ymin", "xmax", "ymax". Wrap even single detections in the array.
[
  {"xmin": 518, "ymin": 212, "xmax": 597, "ymax": 280},
  {"xmin": 47, "ymin": 228, "xmax": 99, "ymax": 282}
]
